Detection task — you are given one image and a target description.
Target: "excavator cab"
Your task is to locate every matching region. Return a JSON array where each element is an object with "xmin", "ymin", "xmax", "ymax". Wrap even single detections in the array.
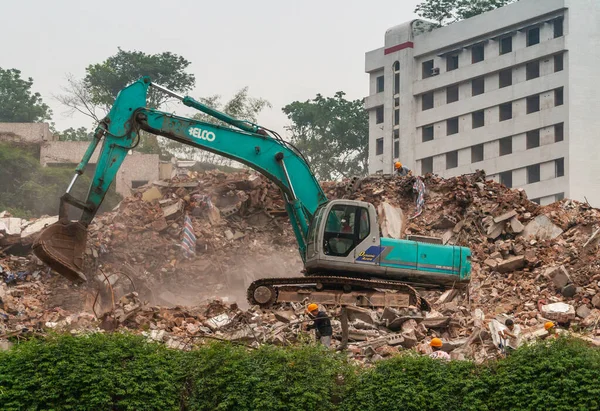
[{"xmin": 305, "ymin": 199, "xmax": 381, "ymax": 274}]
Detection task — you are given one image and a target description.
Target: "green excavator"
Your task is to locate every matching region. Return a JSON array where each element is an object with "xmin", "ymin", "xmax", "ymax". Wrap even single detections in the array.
[{"xmin": 33, "ymin": 77, "xmax": 471, "ymax": 310}]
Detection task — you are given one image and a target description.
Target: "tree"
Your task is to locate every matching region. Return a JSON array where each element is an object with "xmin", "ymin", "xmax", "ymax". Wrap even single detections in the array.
[
  {"xmin": 163, "ymin": 87, "xmax": 271, "ymax": 166},
  {"xmin": 282, "ymin": 92, "xmax": 368, "ymax": 181},
  {"xmin": 0, "ymin": 68, "xmax": 52, "ymax": 123},
  {"xmin": 58, "ymin": 126, "xmax": 93, "ymax": 141},
  {"xmin": 56, "ymin": 48, "xmax": 196, "ymax": 155},
  {"xmin": 415, "ymin": 0, "xmax": 517, "ymax": 26}
]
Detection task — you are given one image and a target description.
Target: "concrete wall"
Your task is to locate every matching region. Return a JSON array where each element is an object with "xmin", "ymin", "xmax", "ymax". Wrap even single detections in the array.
[
  {"xmin": 0, "ymin": 123, "xmax": 54, "ymax": 143},
  {"xmin": 564, "ymin": 0, "xmax": 600, "ymax": 205},
  {"xmin": 39, "ymin": 141, "xmax": 159, "ymax": 197}
]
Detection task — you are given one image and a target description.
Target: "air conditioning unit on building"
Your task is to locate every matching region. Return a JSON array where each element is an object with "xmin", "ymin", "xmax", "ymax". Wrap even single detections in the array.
[{"xmin": 431, "ymin": 67, "xmax": 440, "ymax": 76}]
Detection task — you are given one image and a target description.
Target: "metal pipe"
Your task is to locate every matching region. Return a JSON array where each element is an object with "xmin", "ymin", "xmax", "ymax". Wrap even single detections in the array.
[{"xmin": 149, "ymin": 82, "xmax": 184, "ymax": 100}]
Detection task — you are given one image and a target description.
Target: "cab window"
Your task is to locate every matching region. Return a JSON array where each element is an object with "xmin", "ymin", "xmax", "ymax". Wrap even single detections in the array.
[{"xmin": 323, "ymin": 204, "xmax": 369, "ymax": 257}]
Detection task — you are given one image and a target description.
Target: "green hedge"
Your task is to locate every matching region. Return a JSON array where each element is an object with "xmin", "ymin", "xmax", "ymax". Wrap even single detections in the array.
[{"xmin": 0, "ymin": 334, "xmax": 599, "ymax": 411}]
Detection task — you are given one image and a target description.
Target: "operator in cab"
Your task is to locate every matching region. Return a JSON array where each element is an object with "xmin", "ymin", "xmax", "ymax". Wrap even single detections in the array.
[
  {"xmin": 305, "ymin": 303, "xmax": 333, "ymax": 347},
  {"xmin": 395, "ymin": 161, "xmax": 410, "ymax": 177}
]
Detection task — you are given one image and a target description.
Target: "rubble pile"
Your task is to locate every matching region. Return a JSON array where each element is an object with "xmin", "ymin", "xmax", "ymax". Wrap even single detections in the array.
[
  {"xmin": 84, "ymin": 170, "xmax": 302, "ymax": 307},
  {"xmin": 2, "ymin": 170, "xmax": 600, "ymax": 361}
]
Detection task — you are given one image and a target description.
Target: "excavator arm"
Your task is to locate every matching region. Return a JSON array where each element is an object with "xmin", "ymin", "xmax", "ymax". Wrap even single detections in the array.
[{"xmin": 34, "ymin": 77, "xmax": 328, "ymax": 282}]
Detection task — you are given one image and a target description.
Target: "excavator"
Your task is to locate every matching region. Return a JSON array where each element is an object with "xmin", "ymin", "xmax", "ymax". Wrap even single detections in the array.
[{"xmin": 33, "ymin": 77, "xmax": 471, "ymax": 311}]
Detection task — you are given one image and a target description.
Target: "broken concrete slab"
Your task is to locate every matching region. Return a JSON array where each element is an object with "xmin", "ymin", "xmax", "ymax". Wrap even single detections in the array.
[
  {"xmin": 496, "ymin": 255, "xmax": 525, "ymax": 273},
  {"xmin": 521, "ymin": 215, "xmax": 563, "ymax": 241},
  {"xmin": 577, "ymin": 305, "xmax": 592, "ymax": 319},
  {"xmin": 436, "ymin": 289, "xmax": 458, "ymax": 305},
  {"xmin": 206, "ymin": 313, "xmax": 231, "ymax": 330},
  {"xmin": 545, "ymin": 265, "xmax": 572, "ymax": 289},
  {"xmin": 494, "ymin": 210, "xmax": 517, "ymax": 224},
  {"xmin": 486, "ymin": 221, "xmax": 504, "ymax": 239},
  {"xmin": 582, "ymin": 309, "xmax": 600, "ymax": 327},
  {"xmin": 541, "ymin": 302, "xmax": 576, "ymax": 322},
  {"xmin": 377, "ymin": 202, "xmax": 404, "ymax": 239},
  {"xmin": 510, "ymin": 217, "xmax": 525, "ymax": 233},
  {"xmin": 162, "ymin": 200, "xmax": 184, "ymax": 220},
  {"xmin": 21, "ymin": 216, "xmax": 59, "ymax": 238},
  {"xmin": 274, "ymin": 311, "xmax": 296, "ymax": 323},
  {"xmin": 347, "ymin": 305, "xmax": 376, "ymax": 324},
  {"xmin": 142, "ymin": 186, "xmax": 162, "ymax": 202},
  {"xmin": 0, "ymin": 218, "xmax": 24, "ymax": 236}
]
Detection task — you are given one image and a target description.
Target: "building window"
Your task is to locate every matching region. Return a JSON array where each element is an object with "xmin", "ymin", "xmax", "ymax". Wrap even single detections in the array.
[
  {"xmin": 394, "ymin": 97, "xmax": 400, "ymax": 107},
  {"xmin": 375, "ymin": 138, "xmax": 384, "ymax": 155},
  {"xmin": 555, "ymin": 192, "xmax": 564, "ymax": 201},
  {"xmin": 422, "ymin": 125, "xmax": 434, "ymax": 142},
  {"xmin": 447, "ymin": 54, "xmax": 459, "ymax": 71},
  {"xmin": 526, "ymin": 129, "xmax": 540, "ymax": 149},
  {"xmin": 500, "ymin": 36, "xmax": 512, "ymax": 55},
  {"xmin": 499, "ymin": 171, "xmax": 512, "ymax": 188},
  {"xmin": 393, "ymin": 139, "xmax": 400, "ymax": 159},
  {"xmin": 375, "ymin": 106, "xmax": 384, "ymax": 123},
  {"xmin": 554, "ymin": 54, "xmax": 564, "ymax": 72},
  {"xmin": 499, "ymin": 103, "xmax": 512, "ymax": 121},
  {"xmin": 555, "ymin": 158, "xmax": 564, "ymax": 177},
  {"xmin": 393, "ymin": 129, "xmax": 399, "ymax": 139},
  {"xmin": 376, "ymin": 76, "xmax": 384, "ymax": 93},
  {"xmin": 527, "ymin": 27, "xmax": 540, "ymax": 46},
  {"xmin": 394, "ymin": 73, "xmax": 400, "ymax": 94},
  {"xmin": 526, "ymin": 60, "xmax": 540, "ymax": 80},
  {"xmin": 422, "ymin": 60, "xmax": 434, "ymax": 79},
  {"xmin": 527, "ymin": 164, "xmax": 541, "ymax": 183},
  {"xmin": 472, "ymin": 77, "xmax": 485, "ymax": 96},
  {"xmin": 446, "ymin": 151, "xmax": 458, "ymax": 169},
  {"xmin": 499, "ymin": 137, "xmax": 512, "ymax": 156},
  {"xmin": 472, "ymin": 110, "xmax": 485, "ymax": 128},
  {"xmin": 471, "ymin": 144, "xmax": 484, "ymax": 163},
  {"xmin": 447, "ymin": 117, "xmax": 459, "ymax": 135},
  {"xmin": 526, "ymin": 95, "xmax": 540, "ymax": 113},
  {"xmin": 394, "ymin": 109, "xmax": 400, "ymax": 125},
  {"xmin": 555, "ymin": 87, "xmax": 564, "ymax": 106},
  {"xmin": 555, "ymin": 123, "xmax": 564, "ymax": 142},
  {"xmin": 472, "ymin": 44, "xmax": 484, "ymax": 63},
  {"xmin": 394, "ymin": 61, "xmax": 400, "ymax": 71},
  {"xmin": 422, "ymin": 157, "xmax": 433, "ymax": 174},
  {"xmin": 531, "ymin": 198, "xmax": 541, "ymax": 205},
  {"xmin": 447, "ymin": 85, "xmax": 459, "ymax": 103},
  {"xmin": 499, "ymin": 69, "xmax": 512, "ymax": 88},
  {"xmin": 422, "ymin": 92, "xmax": 434, "ymax": 110},
  {"xmin": 554, "ymin": 17, "xmax": 564, "ymax": 38}
]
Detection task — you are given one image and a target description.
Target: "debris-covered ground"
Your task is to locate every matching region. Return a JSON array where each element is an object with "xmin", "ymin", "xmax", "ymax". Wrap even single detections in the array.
[{"xmin": 2, "ymin": 170, "xmax": 600, "ymax": 362}]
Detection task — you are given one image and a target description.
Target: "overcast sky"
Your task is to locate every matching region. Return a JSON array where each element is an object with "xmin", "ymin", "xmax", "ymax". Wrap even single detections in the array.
[{"xmin": 1, "ymin": 0, "xmax": 421, "ymax": 135}]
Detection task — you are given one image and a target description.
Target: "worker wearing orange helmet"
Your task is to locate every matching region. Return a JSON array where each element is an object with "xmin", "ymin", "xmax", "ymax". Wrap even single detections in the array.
[
  {"xmin": 544, "ymin": 321, "xmax": 559, "ymax": 339},
  {"xmin": 394, "ymin": 161, "xmax": 410, "ymax": 177},
  {"xmin": 305, "ymin": 303, "xmax": 333, "ymax": 347},
  {"xmin": 429, "ymin": 338, "xmax": 450, "ymax": 360}
]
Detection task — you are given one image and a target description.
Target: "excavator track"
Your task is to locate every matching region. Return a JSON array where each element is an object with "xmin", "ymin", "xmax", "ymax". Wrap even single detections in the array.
[{"xmin": 247, "ymin": 276, "xmax": 429, "ymax": 311}]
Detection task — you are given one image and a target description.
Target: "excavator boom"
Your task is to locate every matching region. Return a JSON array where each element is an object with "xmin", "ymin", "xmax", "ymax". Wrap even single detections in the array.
[{"xmin": 34, "ymin": 77, "xmax": 328, "ymax": 282}]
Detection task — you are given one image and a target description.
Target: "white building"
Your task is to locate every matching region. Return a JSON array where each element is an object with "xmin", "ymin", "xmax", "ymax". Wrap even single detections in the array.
[{"xmin": 365, "ymin": 0, "xmax": 600, "ymax": 206}]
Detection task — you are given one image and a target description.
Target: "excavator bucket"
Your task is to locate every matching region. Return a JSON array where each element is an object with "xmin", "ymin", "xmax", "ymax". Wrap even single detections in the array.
[{"xmin": 32, "ymin": 220, "xmax": 88, "ymax": 283}]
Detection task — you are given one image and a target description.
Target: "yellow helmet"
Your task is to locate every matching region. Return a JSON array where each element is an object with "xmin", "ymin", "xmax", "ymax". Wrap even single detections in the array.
[
  {"xmin": 395, "ymin": 161, "xmax": 402, "ymax": 169},
  {"xmin": 430, "ymin": 338, "xmax": 443, "ymax": 348},
  {"xmin": 544, "ymin": 321, "xmax": 555, "ymax": 331},
  {"xmin": 307, "ymin": 303, "xmax": 319, "ymax": 313}
]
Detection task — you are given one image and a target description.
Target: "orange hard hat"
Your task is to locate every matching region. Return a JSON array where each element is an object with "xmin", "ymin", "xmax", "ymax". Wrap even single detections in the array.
[
  {"xmin": 544, "ymin": 321, "xmax": 555, "ymax": 331},
  {"xmin": 430, "ymin": 338, "xmax": 443, "ymax": 348},
  {"xmin": 307, "ymin": 303, "xmax": 319, "ymax": 313},
  {"xmin": 395, "ymin": 161, "xmax": 402, "ymax": 169}
]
